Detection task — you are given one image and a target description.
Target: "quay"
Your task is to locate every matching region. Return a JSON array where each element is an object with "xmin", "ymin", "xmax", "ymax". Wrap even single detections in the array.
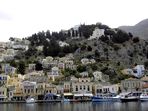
[{"xmin": 0, "ymin": 99, "xmax": 92, "ymax": 104}]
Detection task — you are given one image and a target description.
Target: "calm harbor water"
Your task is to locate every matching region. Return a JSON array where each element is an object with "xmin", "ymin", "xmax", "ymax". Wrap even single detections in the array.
[{"xmin": 0, "ymin": 102, "xmax": 148, "ymax": 111}]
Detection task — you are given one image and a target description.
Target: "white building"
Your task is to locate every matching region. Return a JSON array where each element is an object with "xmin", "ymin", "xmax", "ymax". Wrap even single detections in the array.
[
  {"xmin": 133, "ymin": 65, "xmax": 145, "ymax": 77},
  {"xmin": 93, "ymin": 71, "xmax": 109, "ymax": 82},
  {"xmin": 80, "ymin": 72, "xmax": 88, "ymax": 77},
  {"xmin": 81, "ymin": 58, "xmax": 90, "ymax": 65},
  {"xmin": 51, "ymin": 67, "xmax": 59, "ymax": 75},
  {"xmin": 4, "ymin": 65, "xmax": 16, "ymax": 74},
  {"xmin": 121, "ymin": 65, "xmax": 145, "ymax": 78},
  {"xmin": 94, "ymin": 83, "xmax": 120, "ymax": 95},
  {"xmin": 59, "ymin": 41, "xmax": 69, "ymax": 47},
  {"xmin": 88, "ymin": 27, "xmax": 104, "ymax": 40}
]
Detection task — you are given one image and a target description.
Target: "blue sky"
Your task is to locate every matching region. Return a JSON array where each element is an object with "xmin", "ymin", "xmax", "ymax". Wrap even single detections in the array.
[{"xmin": 0, "ymin": 0, "xmax": 148, "ymax": 42}]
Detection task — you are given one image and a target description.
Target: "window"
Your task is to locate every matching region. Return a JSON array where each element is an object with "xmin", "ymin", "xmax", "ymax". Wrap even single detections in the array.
[
  {"xmin": 87, "ymin": 86, "xmax": 90, "ymax": 91},
  {"xmin": 108, "ymin": 88, "xmax": 109, "ymax": 92},
  {"xmin": 80, "ymin": 85, "xmax": 82, "ymax": 90},
  {"xmin": 67, "ymin": 85, "xmax": 69, "ymax": 89},
  {"xmin": 127, "ymin": 82, "xmax": 129, "ymax": 87},
  {"xmin": 132, "ymin": 82, "xmax": 134, "ymax": 87},
  {"xmin": 76, "ymin": 86, "xmax": 78, "ymax": 91},
  {"xmin": 31, "ymin": 89, "xmax": 33, "ymax": 93},
  {"xmin": 83, "ymin": 86, "xmax": 85, "ymax": 90},
  {"xmin": 112, "ymin": 88, "xmax": 114, "ymax": 91},
  {"xmin": 97, "ymin": 89, "xmax": 99, "ymax": 93},
  {"xmin": 24, "ymin": 89, "xmax": 26, "ymax": 93},
  {"xmin": 64, "ymin": 85, "xmax": 67, "ymax": 88}
]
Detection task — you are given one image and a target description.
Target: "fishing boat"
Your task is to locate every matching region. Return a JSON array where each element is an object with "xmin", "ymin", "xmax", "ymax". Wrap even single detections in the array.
[
  {"xmin": 92, "ymin": 93, "xmax": 120, "ymax": 102},
  {"xmin": 120, "ymin": 92, "xmax": 141, "ymax": 102}
]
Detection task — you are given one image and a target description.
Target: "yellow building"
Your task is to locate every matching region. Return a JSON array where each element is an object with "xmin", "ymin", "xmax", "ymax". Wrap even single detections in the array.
[
  {"xmin": 0, "ymin": 87, "xmax": 7, "ymax": 101},
  {"xmin": 7, "ymin": 76, "xmax": 24, "ymax": 101},
  {"xmin": 45, "ymin": 83, "xmax": 57, "ymax": 94}
]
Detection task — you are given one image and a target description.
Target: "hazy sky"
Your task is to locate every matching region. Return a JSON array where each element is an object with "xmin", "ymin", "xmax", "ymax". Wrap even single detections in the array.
[{"xmin": 0, "ymin": 0, "xmax": 147, "ymax": 42}]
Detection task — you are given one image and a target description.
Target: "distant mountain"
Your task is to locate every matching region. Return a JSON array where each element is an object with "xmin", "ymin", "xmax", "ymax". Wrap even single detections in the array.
[{"xmin": 119, "ymin": 19, "xmax": 148, "ymax": 39}]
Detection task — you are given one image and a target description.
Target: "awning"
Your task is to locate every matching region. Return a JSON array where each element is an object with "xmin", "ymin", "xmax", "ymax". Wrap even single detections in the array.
[
  {"xmin": 84, "ymin": 93, "xmax": 93, "ymax": 97},
  {"xmin": 56, "ymin": 94, "xmax": 61, "ymax": 97},
  {"xmin": 0, "ymin": 96, "xmax": 7, "ymax": 98},
  {"xmin": 64, "ymin": 93, "xmax": 73, "ymax": 96},
  {"xmin": 74, "ymin": 94, "xmax": 83, "ymax": 97},
  {"xmin": 74, "ymin": 93, "xmax": 93, "ymax": 97}
]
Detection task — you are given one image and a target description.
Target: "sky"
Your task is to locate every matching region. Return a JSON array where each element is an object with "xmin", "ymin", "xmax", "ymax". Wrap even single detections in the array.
[{"xmin": 0, "ymin": 0, "xmax": 148, "ymax": 42}]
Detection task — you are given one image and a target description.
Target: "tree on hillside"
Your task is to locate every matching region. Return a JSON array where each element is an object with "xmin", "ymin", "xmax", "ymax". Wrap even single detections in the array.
[
  {"xmin": 17, "ymin": 61, "xmax": 26, "ymax": 75},
  {"xmin": 87, "ymin": 45, "xmax": 92, "ymax": 51},
  {"xmin": 43, "ymin": 39, "xmax": 60, "ymax": 57},
  {"xmin": 133, "ymin": 37, "xmax": 140, "ymax": 43},
  {"xmin": 112, "ymin": 29, "xmax": 130, "ymax": 43},
  {"xmin": 35, "ymin": 61, "xmax": 43, "ymax": 71},
  {"xmin": 46, "ymin": 30, "xmax": 51, "ymax": 39},
  {"xmin": 10, "ymin": 60, "xmax": 18, "ymax": 68},
  {"xmin": 77, "ymin": 65, "xmax": 87, "ymax": 72}
]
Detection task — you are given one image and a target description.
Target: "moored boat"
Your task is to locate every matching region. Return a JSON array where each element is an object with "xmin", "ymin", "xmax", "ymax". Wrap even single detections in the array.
[
  {"xmin": 26, "ymin": 97, "xmax": 36, "ymax": 103},
  {"xmin": 120, "ymin": 92, "xmax": 141, "ymax": 102},
  {"xmin": 92, "ymin": 94, "xmax": 120, "ymax": 102},
  {"xmin": 140, "ymin": 93, "xmax": 148, "ymax": 101}
]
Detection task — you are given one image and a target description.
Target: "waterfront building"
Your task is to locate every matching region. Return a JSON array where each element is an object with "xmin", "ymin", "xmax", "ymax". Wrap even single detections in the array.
[
  {"xmin": 121, "ymin": 78, "xmax": 143, "ymax": 92},
  {"xmin": 93, "ymin": 82, "xmax": 120, "ymax": 95},
  {"xmin": 36, "ymin": 82, "xmax": 45, "ymax": 100},
  {"xmin": 72, "ymin": 78, "xmax": 93, "ymax": 99},
  {"xmin": 22, "ymin": 81, "xmax": 37, "ymax": 97},
  {"xmin": 0, "ymin": 86, "xmax": 7, "ymax": 101},
  {"xmin": 64, "ymin": 82, "xmax": 71, "ymax": 93},
  {"xmin": 45, "ymin": 83, "xmax": 57, "ymax": 94}
]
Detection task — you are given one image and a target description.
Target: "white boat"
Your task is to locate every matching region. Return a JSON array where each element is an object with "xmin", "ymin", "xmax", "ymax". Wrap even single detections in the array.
[
  {"xmin": 140, "ymin": 93, "xmax": 148, "ymax": 101},
  {"xmin": 120, "ymin": 92, "xmax": 141, "ymax": 102},
  {"xmin": 26, "ymin": 97, "xmax": 36, "ymax": 103}
]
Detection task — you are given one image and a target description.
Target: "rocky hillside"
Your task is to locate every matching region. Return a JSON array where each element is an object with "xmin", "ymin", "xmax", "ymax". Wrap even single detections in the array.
[
  {"xmin": 11, "ymin": 23, "xmax": 148, "ymax": 83},
  {"xmin": 119, "ymin": 19, "xmax": 148, "ymax": 39}
]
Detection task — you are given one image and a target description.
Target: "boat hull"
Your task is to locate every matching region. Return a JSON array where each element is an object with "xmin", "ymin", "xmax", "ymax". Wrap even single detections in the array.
[
  {"xmin": 140, "ymin": 94, "xmax": 148, "ymax": 101},
  {"xmin": 26, "ymin": 98, "xmax": 36, "ymax": 103},
  {"xmin": 92, "ymin": 96, "xmax": 120, "ymax": 102},
  {"xmin": 140, "ymin": 98, "xmax": 148, "ymax": 101}
]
